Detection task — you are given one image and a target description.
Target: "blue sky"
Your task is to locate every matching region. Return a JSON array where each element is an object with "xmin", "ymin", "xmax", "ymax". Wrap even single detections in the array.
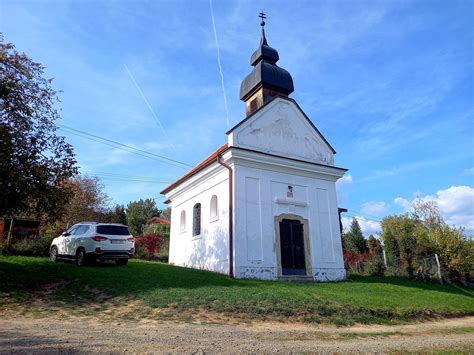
[{"xmin": 2, "ymin": 0, "xmax": 473, "ymax": 234}]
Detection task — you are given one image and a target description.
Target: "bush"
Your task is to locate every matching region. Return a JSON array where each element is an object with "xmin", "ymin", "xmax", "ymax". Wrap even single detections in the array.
[
  {"xmin": 143, "ymin": 224, "xmax": 170, "ymax": 262},
  {"xmin": 135, "ymin": 232, "xmax": 164, "ymax": 261},
  {"xmin": 0, "ymin": 239, "xmax": 6, "ymax": 255},
  {"xmin": 134, "ymin": 244, "xmax": 149, "ymax": 260},
  {"xmin": 7, "ymin": 234, "xmax": 55, "ymax": 257},
  {"xmin": 364, "ymin": 255, "xmax": 385, "ymax": 276},
  {"xmin": 380, "ymin": 201, "xmax": 474, "ymax": 283},
  {"xmin": 380, "ymin": 215, "xmax": 419, "ymax": 277},
  {"xmin": 343, "ymin": 250, "xmax": 370, "ymax": 274}
]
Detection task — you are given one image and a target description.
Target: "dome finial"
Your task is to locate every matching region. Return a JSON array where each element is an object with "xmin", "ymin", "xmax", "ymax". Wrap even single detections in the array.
[
  {"xmin": 259, "ymin": 11, "xmax": 266, "ymax": 27},
  {"xmin": 259, "ymin": 11, "xmax": 268, "ymax": 45},
  {"xmin": 240, "ymin": 11, "xmax": 294, "ymax": 114}
]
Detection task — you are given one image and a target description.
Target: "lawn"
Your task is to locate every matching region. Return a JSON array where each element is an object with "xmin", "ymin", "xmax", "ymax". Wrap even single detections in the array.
[{"xmin": 0, "ymin": 255, "xmax": 473, "ymax": 325}]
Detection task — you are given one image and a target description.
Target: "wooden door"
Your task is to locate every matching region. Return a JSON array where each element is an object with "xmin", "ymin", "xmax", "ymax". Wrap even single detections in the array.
[{"xmin": 279, "ymin": 219, "xmax": 306, "ymax": 275}]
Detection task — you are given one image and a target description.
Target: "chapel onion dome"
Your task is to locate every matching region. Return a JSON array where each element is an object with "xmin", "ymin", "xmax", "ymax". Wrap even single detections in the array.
[{"xmin": 239, "ymin": 28, "xmax": 294, "ymax": 101}]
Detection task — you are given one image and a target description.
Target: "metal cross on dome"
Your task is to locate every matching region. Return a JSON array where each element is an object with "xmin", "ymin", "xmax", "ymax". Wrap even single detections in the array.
[{"xmin": 259, "ymin": 11, "xmax": 266, "ymax": 27}]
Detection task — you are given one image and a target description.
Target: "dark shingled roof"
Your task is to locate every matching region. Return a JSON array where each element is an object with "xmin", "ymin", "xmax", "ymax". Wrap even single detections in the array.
[{"xmin": 240, "ymin": 29, "xmax": 294, "ymax": 101}]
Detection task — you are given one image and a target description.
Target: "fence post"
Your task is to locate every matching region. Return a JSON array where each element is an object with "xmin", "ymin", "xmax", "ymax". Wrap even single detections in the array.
[
  {"xmin": 382, "ymin": 249, "xmax": 387, "ymax": 267},
  {"xmin": 434, "ymin": 253, "xmax": 443, "ymax": 285},
  {"xmin": 6, "ymin": 218, "xmax": 14, "ymax": 247}
]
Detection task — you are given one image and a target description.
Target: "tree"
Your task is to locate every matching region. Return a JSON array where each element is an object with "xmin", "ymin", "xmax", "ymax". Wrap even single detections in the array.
[
  {"xmin": 380, "ymin": 214, "xmax": 419, "ymax": 277},
  {"xmin": 94, "ymin": 203, "xmax": 127, "ymax": 224},
  {"xmin": 160, "ymin": 207, "xmax": 171, "ymax": 220},
  {"xmin": 109, "ymin": 204, "xmax": 127, "ymax": 225},
  {"xmin": 58, "ymin": 176, "xmax": 110, "ymax": 227},
  {"xmin": 367, "ymin": 235, "xmax": 382, "ymax": 254},
  {"xmin": 0, "ymin": 40, "xmax": 77, "ymax": 220},
  {"xmin": 126, "ymin": 198, "xmax": 159, "ymax": 236},
  {"xmin": 412, "ymin": 200, "xmax": 473, "ymax": 281},
  {"xmin": 343, "ymin": 218, "xmax": 367, "ymax": 254}
]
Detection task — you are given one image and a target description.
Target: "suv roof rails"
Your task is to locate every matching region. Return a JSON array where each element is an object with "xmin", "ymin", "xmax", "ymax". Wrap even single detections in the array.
[{"xmin": 77, "ymin": 221, "xmax": 128, "ymax": 226}]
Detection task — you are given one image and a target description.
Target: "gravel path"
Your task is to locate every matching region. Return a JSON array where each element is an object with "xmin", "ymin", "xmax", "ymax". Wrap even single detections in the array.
[{"xmin": 1, "ymin": 316, "xmax": 473, "ymax": 353}]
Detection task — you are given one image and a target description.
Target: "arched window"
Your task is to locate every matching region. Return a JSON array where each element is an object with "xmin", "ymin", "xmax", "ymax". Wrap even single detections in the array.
[
  {"xmin": 193, "ymin": 203, "xmax": 201, "ymax": 236},
  {"xmin": 210, "ymin": 195, "xmax": 218, "ymax": 220},
  {"xmin": 180, "ymin": 210, "xmax": 186, "ymax": 232}
]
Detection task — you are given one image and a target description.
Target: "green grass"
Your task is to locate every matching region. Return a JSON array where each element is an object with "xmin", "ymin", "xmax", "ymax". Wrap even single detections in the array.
[
  {"xmin": 0, "ymin": 255, "xmax": 473, "ymax": 325},
  {"xmin": 339, "ymin": 331, "xmax": 402, "ymax": 339},
  {"xmin": 439, "ymin": 326, "xmax": 474, "ymax": 334}
]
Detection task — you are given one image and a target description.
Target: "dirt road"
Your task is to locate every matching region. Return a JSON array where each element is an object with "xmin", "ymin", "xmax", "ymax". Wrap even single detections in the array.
[{"xmin": 1, "ymin": 316, "xmax": 473, "ymax": 353}]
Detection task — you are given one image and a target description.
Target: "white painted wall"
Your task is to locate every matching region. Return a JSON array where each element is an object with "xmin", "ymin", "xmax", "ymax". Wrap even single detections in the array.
[
  {"xmin": 164, "ymin": 96, "xmax": 347, "ymax": 282},
  {"xmin": 167, "ymin": 165, "xmax": 230, "ymax": 275},
  {"xmin": 228, "ymin": 97, "xmax": 335, "ymax": 166},
  {"xmin": 227, "ymin": 97, "xmax": 346, "ymax": 281},
  {"xmin": 232, "ymin": 154, "xmax": 346, "ymax": 281}
]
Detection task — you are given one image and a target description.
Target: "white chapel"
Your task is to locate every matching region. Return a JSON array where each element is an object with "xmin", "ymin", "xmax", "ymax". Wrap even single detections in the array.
[{"xmin": 161, "ymin": 18, "xmax": 347, "ymax": 281}]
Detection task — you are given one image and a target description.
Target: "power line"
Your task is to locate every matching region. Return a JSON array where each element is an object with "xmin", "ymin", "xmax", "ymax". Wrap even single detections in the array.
[
  {"xmin": 87, "ymin": 173, "xmax": 173, "ymax": 184},
  {"xmin": 58, "ymin": 124, "xmax": 192, "ymax": 169},
  {"xmin": 344, "ymin": 212, "xmax": 382, "ymax": 223},
  {"xmin": 92, "ymin": 171, "xmax": 173, "ymax": 182}
]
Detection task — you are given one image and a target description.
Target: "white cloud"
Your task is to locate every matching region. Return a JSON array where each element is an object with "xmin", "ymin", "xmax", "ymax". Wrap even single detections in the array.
[
  {"xmin": 361, "ymin": 201, "xmax": 388, "ymax": 216},
  {"xmin": 342, "ymin": 216, "xmax": 381, "ymax": 237},
  {"xmin": 464, "ymin": 167, "xmax": 474, "ymax": 175},
  {"xmin": 336, "ymin": 174, "xmax": 353, "ymax": 206},
  {"xmin": 394, "ymin": 186, "xmax": 474, "ymax": 232},
  {"xmin": 394, "ymin": 197, "xmax": 412, "ymax": 212},
  {"xmin": 338, "ymin": 173, "xmax": 353, "ymax": 185}
]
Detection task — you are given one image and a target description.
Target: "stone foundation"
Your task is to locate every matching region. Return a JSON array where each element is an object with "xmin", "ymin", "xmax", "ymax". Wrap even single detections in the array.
[{"xmin": 235, "ymin": 266, "xmax": 346, "ymax": 282}]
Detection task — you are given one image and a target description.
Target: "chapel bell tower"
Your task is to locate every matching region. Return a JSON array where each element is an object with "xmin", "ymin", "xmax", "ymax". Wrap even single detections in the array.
[{"xmin": 240, "ymin": 12, "xmax": 294, "ymax": 116}]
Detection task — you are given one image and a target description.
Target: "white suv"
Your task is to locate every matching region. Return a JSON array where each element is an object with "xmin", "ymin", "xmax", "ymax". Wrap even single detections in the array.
[{"xmin": 50, "ymin": 222, "xmax": 135, "ymax": 266}]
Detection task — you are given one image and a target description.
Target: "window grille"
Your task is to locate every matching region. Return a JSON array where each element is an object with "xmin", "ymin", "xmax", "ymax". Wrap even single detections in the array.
[
  {"xmin": 210, "ymin": 195, "xmax": 218, "ymax": 219},
  {"xmin": 193, "ymin": 203, "xmax": 201, "ymax": 236},
  {"xmin": 180, "ymin": 210, "xmax": 186, "ymax": 232}
]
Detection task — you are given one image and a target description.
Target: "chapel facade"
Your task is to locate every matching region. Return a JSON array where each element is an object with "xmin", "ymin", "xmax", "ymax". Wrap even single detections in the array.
[{"xmin": 161, "ymin": 18, "xmax": 347, "ymax": 281}]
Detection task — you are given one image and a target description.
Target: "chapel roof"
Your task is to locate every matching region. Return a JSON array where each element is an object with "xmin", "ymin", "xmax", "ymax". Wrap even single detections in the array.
[
  {"xmin": 160, "ymin": 143, "xmax": 228, "ymax": 195},
  {"xmin": 239, "ymin": 27, "xmax": 294, "ymax": 101},
  {"xmin": 227, "ymin": 95, "xmax": 337, "ymax": 154}
]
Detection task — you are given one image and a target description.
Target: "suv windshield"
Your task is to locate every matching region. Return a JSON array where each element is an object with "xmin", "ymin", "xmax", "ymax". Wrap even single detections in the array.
[{"xmin": 96, "ymin": 225, "xmax": 130, "ymax": 236}]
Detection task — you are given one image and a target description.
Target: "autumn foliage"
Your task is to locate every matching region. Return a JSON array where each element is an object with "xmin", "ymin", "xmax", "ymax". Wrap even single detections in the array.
[{"xmin": 135, "ymin": 232, "xmax": 164, "ymax": 260}]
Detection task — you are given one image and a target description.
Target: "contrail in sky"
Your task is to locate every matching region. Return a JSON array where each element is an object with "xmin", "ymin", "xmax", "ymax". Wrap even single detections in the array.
[
  {"xmin": 209, "ymin": 0, "xmax": 230, "ymax": 128},
  {"xmin": 123, "ymin": 64, "xmax": 176, "ymax": 150}
]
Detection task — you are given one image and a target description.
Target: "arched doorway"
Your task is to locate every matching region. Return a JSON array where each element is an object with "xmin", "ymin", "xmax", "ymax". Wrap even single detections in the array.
[{"xmin": 275, "ymin": 214, "xmax": 312, "ymax": 277}]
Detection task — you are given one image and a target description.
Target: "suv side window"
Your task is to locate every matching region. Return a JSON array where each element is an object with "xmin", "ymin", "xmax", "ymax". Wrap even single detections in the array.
[
  {"xmin": 67, "ymin": 226, "xmax": 78, "ymax": 235},
  {"xmin": 74, "ymin": 225, "xmax": 90, "ymax": 235}
]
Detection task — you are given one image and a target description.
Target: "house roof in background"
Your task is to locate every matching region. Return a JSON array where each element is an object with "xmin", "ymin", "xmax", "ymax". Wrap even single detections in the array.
[{"xmin": 147, "ymin": 217, "xmax": 171, "ymax": 225}]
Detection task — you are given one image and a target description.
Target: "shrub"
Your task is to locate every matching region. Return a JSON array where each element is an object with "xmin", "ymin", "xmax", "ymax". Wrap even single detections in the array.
[
  {"xmin": 143, "ymin": 224, "xmax": 170, "ymax": 262},
  {"xmin": 134, "ymin": 244, "xmax": 149, "ymax": 260},
  {"xmin": 364, "ymin": 255, "xmax": 385, "ymax": 276},
  {"xmin": 0, "ymin": 239, "xmax": 6, "ymax": 255},
  {"xmin": 135, "ymin": 232, "xmax": 164, "ymax": 261},
  {"xmin": 380, "ymin": 201, "xmax": 474, "ymax": 283},
  {"xmin": 343, "ymin": 250, "xmax": 371, "ymax": 274},
  {"xmin": 380, "ymin": 215, "xmax": 419, "ymax": 277},
  {"xmin": 7, "ymin": 234, "xmax": 55, "ymax": 257}
]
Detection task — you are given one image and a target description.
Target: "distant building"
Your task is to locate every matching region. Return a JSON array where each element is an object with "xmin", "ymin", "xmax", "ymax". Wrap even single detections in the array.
[
  {"xmin": 147, "ymin": 217, "xmax": 171, "ymax": 226},
  {"xmin": 161, "ymin": 17, "xmax": 347, "ymax": 281},
  {"xmin": 1, "ymin": 218, "xmax": 41, "ymax": 239}
]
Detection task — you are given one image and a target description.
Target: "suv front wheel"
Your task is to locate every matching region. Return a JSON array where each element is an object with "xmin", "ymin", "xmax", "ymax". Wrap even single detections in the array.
[
  {"xmin": 50, "ymin": 246, "xmax": 58, "ymax": 262},
  {"xmin": 76, "ymin": 248, "xmax": 87, "ymax": 267}
]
